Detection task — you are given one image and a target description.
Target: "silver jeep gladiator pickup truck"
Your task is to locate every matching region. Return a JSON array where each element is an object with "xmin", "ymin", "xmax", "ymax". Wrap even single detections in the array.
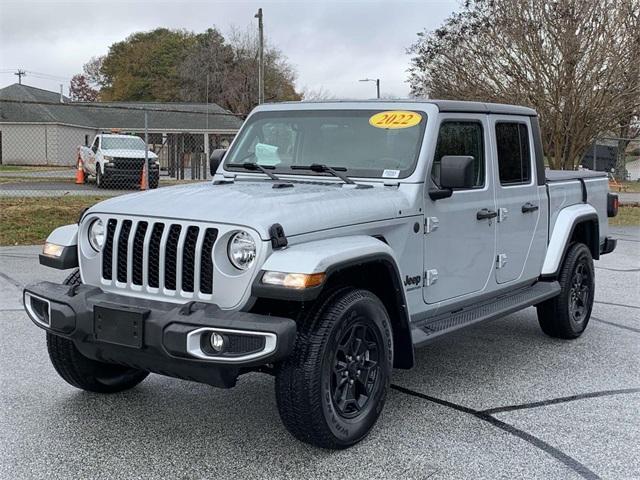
[{"xmin": 24, "ymin": 100, "xmax": 618, "ymax": 449}]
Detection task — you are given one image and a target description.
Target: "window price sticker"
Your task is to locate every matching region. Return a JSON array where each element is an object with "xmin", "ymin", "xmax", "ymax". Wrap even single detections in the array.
[{"xmin": 369, "ymin": 111, "xmax": 422, "ymax": 129}]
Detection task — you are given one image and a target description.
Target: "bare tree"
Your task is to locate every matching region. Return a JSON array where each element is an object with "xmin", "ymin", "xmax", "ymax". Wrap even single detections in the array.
[
  {"xmin": 82, "ymin": 56, "xmax": 106, "ymax": 89},
  {"xmin": 408, "ymin": 0, "xmax": 640, "ymax": 170},
  {"xmin": 179, "ymin": 27, "xmax": 301, "ymax": 114},
  {"xmin": 300, "ymin": 86, "xmax": 336, "ymax": 101}
]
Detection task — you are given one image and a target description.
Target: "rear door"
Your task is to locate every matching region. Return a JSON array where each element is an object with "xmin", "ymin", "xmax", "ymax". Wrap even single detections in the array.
[
  {"xmin": 423, "ymin": 115, "xmax": 496, "ymax": 304},
  {"xmin": 490, "ymin": 116, "xmax": 543, "ymax": 284}
]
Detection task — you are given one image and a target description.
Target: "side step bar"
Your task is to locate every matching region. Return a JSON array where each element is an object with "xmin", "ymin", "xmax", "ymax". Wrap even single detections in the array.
[{"xmin": 411, "ymin": 281, "xmax": 560, "ymax": 347}]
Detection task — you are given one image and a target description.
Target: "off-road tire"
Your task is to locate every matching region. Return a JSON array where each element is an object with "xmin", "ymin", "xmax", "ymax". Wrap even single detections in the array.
[
  {"xmin": 537, "ymin": 243, "xmax": 595, "ymax": 339},
  {"xmin": 149, "ymin": 175, "xmax": 159, "ymax": 189},
  {"xmin": 275, "ymin": 288, "xmax": 393, "ymax": 449},
  {"xmin": 46, "ymin": 269, "xmax": 149, "ymax": 393}
]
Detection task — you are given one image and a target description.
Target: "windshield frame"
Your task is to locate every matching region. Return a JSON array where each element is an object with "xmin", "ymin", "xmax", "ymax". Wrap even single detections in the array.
[{"xmin": 222, "ymin": 109, "xmax": 428, "ymax": 180}]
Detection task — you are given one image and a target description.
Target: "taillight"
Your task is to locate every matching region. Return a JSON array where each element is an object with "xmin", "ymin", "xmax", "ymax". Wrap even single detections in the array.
[{"xmin": 607, "ymin": 193, "xmax": 619, "ymax": 218}]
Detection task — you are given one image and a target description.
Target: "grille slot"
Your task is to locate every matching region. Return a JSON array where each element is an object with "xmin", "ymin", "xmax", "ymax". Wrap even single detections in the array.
[
  {"xmin": 102, "ymin": 219, "xmax": 117, "ymax": 280},
  {"xmin": 181, "ymin": 226, "xmax": 200, "ymax": 293},
  {"xmin": 116, "ymin": 220, "xmax": 133, "ymax": 283},
  {"xmin": 164, "ymin": 225, "xmax": 183, "ymax": 291},
  {"xmin": 148, "ymin": 223, "xmax": 165, "ymax": 288},
  {"xmin": 100, "ymin": 218, "xmax": 218, "ymax": 296},
  {"xmin": 132, "ymin": 222, "xmax": 148, "ymax": 286},
  {"xmin": 200, "ymin": 228, "xmax": 218, "ymax": 294}
]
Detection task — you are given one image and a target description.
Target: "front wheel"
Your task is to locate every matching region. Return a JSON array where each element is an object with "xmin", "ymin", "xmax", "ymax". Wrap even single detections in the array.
[
  {"xmin": 275, "ymin": 288, "xmax": 393, "ymax": 449},
  {"xmin": 46, "ymin": 269, "xmax": 148, "ymax": 393},
  {"xmin": 537, "ymin": 243, "xmax": 595, "ymax": 339},
  {"xmin": 96, "ymin": 165, "xmax": 105, "ymax": 189}
]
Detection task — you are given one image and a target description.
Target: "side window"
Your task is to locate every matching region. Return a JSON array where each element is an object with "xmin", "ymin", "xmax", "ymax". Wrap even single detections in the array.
[
  {"xmin": 495, "ymin": 122, "xmax": 531, "ymax": 185},
  {"xmin": 431, "ymin": 121, "xmax": 484, "ymax": 188},
  {"xmin": 91, "ymin": 137, "xmax": 99, "ymax": 153}
]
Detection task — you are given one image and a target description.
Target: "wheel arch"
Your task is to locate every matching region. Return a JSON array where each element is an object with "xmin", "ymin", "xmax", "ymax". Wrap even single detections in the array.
[
  {"xmin": 541, "ymin": 204, "xmax": 599, "ymax": 279},
  {"xmin": 251, "ymin": 236, "xmax": 415, "ymax": 369}
]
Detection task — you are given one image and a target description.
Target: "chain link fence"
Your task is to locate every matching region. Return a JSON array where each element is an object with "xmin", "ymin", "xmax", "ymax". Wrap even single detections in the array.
[{"xmin": 0, "ymin": 99, "xmax": 242, "ymax": 198}]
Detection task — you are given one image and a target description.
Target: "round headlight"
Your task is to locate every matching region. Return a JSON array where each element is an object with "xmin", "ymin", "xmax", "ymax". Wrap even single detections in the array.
[
  {"xmin": 227, "ymin": 231, "xmax": 256, "ymax": 270},
  {"xmin": 88, "ymin": 219, "xmax": 105, "ymax": 251}
]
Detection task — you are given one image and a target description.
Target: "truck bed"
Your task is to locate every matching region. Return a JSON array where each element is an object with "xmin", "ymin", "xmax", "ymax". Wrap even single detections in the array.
[
  {"xmin": 545, "ymin": 169, "xmax": 609, "ymax": 250},
  {"xmin": 545, "ymin": 169, "xmax": 607, "ymax": 182}
]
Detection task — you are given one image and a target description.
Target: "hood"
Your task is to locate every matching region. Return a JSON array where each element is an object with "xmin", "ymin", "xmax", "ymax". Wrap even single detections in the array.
[
  {"xmin": 88, "ymin": 180, "xmax": 412, "ymax": 239},
  {"xmin": 102, "ymin": 149, "xmax": 158, "ymax": 159}
]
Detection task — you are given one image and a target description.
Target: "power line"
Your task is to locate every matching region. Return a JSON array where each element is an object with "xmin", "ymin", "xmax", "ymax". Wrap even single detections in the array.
[{"xmin": 25, "ymin": 70, "xmax": 71, "ymax": 81}]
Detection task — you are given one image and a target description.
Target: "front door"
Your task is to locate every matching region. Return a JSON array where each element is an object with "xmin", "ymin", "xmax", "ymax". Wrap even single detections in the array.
[
  {"xmin": 86, "ymin": 137, "xmax": 99, "ymax": 175},
  {"xmin": 423, "ymin": 115, "xmax": 496, "ymax": 304},
  {"xmin": 490, "ymin": 117, "xmax": 542, "ymax": 284}
]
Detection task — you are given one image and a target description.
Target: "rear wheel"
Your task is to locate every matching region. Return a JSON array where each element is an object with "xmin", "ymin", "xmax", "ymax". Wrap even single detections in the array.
[
  {"xmin": 537, "ymin": 243, "xmax": 595, "ymax": 339},
  {"xmin": 275, "ymin": 288, "xmax": 393, "ymax": 449},
  {"xmin": 46, "ymin": 269, "xmax": 148, "ymax": 393}
]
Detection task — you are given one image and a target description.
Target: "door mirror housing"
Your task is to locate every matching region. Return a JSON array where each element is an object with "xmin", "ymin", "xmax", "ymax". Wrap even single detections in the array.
[
  {"xmin": 428, "ymin": 155, "xmax": 476, "ymax": 201},
  {"xmin": 440, "ymin": 155, "xmax": 475, "ymax": 189},
  {"xmin": 209, "ymin": 149, "xmax": 227, "ymax": 176}
]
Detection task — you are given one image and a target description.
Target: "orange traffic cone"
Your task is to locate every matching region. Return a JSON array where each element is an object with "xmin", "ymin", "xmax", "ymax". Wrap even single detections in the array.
[
  {"xmin": 75, "ymin": 151, "xmax": 85, "ymax": 184},
  {"xmin": 140, "ymin": 161, "xmax": 148, "ymax": 190}
]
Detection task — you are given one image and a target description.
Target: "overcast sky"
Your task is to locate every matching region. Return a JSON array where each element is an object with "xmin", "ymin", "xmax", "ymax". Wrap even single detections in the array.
[{"xmin": 0, "ymin": 0, "xmax": 457, "ymax": 99}]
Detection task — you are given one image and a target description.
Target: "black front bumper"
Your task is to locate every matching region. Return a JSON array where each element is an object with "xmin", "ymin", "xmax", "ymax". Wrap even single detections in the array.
[
  {"xmin": 104, "ymin": 164, "xmax": 159, "ymax": 181},
  {"xmin": 23, "ymin": 282, "xmax": 296, "ymax": 388}
]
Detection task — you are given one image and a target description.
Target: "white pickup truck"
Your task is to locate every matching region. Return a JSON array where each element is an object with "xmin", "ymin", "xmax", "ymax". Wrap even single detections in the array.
[{"xmin": 79, "ymin": 134, "xmax": 159, "ymax": 189}]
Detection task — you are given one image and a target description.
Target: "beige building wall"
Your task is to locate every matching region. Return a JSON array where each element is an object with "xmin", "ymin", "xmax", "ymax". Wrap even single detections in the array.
[
  {"xmin": 0, "ymin": 124, "xmax": 49, "ymax": 165},
  {"xmin": 53, "ymin": 125, "xmax": 98, "ymax": 166},
  {"xmin": 0, "ymin": 123, "xmax": 97, "ymax": 166}
]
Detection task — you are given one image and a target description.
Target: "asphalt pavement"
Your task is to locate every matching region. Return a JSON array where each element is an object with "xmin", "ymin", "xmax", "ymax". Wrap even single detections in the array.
[{"xmin": 0, "ymin": 227, "xmax": 638, "ymax": 480}]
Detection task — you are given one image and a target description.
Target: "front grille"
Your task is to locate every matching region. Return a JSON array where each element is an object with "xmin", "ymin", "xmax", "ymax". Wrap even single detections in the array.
[
  {"xmin": 113, "ymin": 157, "xmax": 145, "ymax": 171},
  {"xmin": 101, "ymin": 218, "xmax": 218, "ymax": 296}
]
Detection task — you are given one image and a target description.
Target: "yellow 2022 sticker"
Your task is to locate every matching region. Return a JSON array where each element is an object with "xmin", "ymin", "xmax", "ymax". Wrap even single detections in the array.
[{"xmin": 369, "ymin": 110, "xmax": 422, "ymax": 129}]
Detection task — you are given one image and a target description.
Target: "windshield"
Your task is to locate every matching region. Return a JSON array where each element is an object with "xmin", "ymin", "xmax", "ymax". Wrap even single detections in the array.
[
  {"xmin": 101, "ymin": 136, "xmax": 146, "ymax": 151},
  {"xmin": 223, "ymin": 110, "xmax": 427, "ymax": 179}
]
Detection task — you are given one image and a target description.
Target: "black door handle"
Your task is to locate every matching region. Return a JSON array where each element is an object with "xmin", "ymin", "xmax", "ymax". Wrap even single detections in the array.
[
  {"xmin": 477, "ymin": 208, "xmax": 498, "ymax": 220},
  {"xmin": 521, "ymin": 202, "xmax": 539, "ymax": 213}
]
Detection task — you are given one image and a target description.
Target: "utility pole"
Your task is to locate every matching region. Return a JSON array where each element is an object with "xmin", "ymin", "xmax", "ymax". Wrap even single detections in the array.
[
  {"xmin": 205, "ymin": 72, "xmax": 210, "ymax": 130},
  {"xmin": 15, "ymin": 69, "xmax": 26, "ymax": 84},
  {"xmin": 255, "ymin": 8, "xmax": 264, "ymax": 104}
]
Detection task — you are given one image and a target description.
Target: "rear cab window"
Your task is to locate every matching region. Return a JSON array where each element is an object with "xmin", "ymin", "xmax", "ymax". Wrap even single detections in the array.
[{"xmin": 495, "ymin": 123, "xmax": 531, "ymax": 185}]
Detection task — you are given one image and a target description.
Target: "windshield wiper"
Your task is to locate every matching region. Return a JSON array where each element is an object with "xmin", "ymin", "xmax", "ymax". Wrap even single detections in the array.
[
  {"xmin": 290, "ymin": 164, "xmax": 356, "ymax": 185},
  {"xmin": 227, "ymin": 162, "xmax": 293, "ymax": 188},
  {"xmin": 228, "ymin": 162, "xmax": 281, "ymax": 181}
]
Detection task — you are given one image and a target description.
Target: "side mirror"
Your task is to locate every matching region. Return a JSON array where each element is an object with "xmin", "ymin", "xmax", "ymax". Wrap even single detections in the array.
[
  {"xmin": 440, "ymin": 155, "xmax": 475, "ymax": 189},
  {"xmin": 428, "ymin": 155, "xmax": 475, "ymax": 200},
  {"xmin": 209, "ymin": 149, "xmax": 226, "ymax": 176}
]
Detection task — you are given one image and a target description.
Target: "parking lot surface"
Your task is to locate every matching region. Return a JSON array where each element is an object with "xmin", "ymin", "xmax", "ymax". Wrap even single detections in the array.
[{"xmin": 1, "ymin": 227, "xmax": 638, "ymax": 480}]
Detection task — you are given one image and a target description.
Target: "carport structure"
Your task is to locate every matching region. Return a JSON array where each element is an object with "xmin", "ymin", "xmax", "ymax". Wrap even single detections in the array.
[{"xmin": 0, "ymin": 83, "xmax": 242, "ymax": 173}]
